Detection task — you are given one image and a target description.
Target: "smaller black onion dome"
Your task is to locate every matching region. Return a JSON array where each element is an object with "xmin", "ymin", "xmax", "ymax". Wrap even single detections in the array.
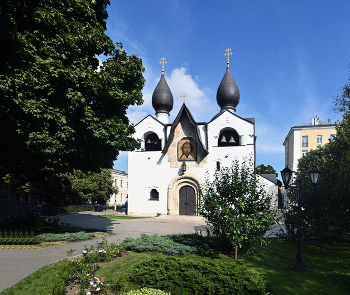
[
  {"xmin": 216, "ymin": 66, "xmax": 240, "ymax": 110},
  {"xmin": 152, "ymin": 74, "xmax": 174, "ymax": 113}
]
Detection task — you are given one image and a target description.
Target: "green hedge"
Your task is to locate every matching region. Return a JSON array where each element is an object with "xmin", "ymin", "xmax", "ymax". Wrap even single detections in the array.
[
  {"xmin": 126, "ymin": 256, "xmax": 268, "ymax": 295},
  {"xmin": 37, "ymin": 231, "xmax": 94, "ymax": 242},
  {"xmin": 0, "ymin": 231, "xmax": 40, "ymax": 245}
]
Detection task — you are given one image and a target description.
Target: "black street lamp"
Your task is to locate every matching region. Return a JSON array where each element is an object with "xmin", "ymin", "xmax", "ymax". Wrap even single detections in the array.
[{"xmin": 281, "ymin": 167, "xmax": 322, "ymax": 271}]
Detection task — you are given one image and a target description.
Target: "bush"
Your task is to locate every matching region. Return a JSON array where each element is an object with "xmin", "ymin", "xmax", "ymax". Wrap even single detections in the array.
[
  {"xmin": 122, "ymin": 234, "xmax": 212, "ymax": 256},
  {"xmin": 126, "ymin": 256, "xmax": 268, "ymax": 295},
  {"xmin": 0, "ymin": 230, "xmax": 40, "ymax": 245},
  {"xmin": 124, "ymin": 287, "xmax": 170, "ymax": 295},
  {"xmin": 37, "ymin": 231, "xmax": 94, "ymax": 242}
]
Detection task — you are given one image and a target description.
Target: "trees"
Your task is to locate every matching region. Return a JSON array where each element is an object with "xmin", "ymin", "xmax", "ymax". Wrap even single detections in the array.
[
  {"xmin": 68, "ymin": 169, "xmax": 118, "ymax": 203},
  {"xmin": 0, "ymin": 0, "xmax": 145, "ymax": 203},
  {"xmin": 255, "ymin": 164, "xmax": 278, "ymax": 177},
  {"xmin": 255, "ymin": 164, "xmax": 282, "ymax": 187},
  {"xmin": 199, "ymin": 159, "xmax": 277, "ymax": 259},
  {"xmin": 283, "ymin": 116, "xmax": 350, "ymax": 253}
]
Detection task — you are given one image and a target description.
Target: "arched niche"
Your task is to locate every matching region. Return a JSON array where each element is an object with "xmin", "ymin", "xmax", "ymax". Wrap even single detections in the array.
[
  {"xmin": 218, "ymin": 128, "xmax": 239, "ymax": 147},
  {"xmin": 144, "ymin": 132, "xmax": 161, "ymax": 151}
]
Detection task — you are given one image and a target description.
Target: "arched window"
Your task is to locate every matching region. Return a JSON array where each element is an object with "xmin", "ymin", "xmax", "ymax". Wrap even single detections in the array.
[
  {"xmin": 145, "ymin": 132, "xmax": 161, "ymax": 151},
  {"xmin": 218, "ymin": 129, "xmax": 239, "ymax": 147},
  {"xmin": 150, "ymin": 189, "xmax": 159, "ymax": 200},
  {"xmin": 216, "ymin": 161, "xmax": 220, "ymax": 171}
]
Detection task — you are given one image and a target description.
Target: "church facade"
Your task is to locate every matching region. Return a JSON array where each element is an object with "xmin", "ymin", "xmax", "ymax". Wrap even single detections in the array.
[{"xmin": 128, "ymin": 55, "xmax": 277, "ymax": 216}]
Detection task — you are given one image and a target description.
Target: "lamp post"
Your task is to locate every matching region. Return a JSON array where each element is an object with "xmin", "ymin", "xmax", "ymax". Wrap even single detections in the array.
[{"xmin": 280, "ymin": 167, "xmax": 322, "ymax": 271}]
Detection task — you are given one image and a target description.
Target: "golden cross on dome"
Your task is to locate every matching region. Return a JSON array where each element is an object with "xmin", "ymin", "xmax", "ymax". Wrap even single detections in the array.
[
  {"xmin": 159, "ymin": 57, "xmax": 167, "ymax": 73},
  {"xmin": 224, "ymin": 48, "xmax": 233, "ymax": 66},
  {"xmin": 180, "ymin": 93, "xmax": 188, "ymax": 103}
]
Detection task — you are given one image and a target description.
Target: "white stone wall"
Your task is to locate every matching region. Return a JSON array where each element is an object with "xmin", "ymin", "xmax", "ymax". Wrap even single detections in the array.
[
  {"xmin": 257, "ymin": 175, "xmax": 278, "ymax": 209},
  {"xmin": 128, "ymin": 107, "xmax": 257, "ymax": 216}
]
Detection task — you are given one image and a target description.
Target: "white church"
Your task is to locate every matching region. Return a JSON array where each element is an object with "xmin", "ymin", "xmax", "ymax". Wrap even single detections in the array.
[{"xmin": 128, "ymin": 53, "xmax": 277, "ymax": 216}]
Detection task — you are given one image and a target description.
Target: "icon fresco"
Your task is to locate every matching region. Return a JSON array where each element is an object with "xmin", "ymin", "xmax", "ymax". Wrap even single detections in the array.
[{"xmin": 178, "ymin": 138, "xmax": 196, "ymax": 161}]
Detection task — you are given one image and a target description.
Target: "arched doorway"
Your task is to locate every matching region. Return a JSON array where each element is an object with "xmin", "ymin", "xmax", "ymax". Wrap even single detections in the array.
[
  {"xmin": 179, "ymin": 185, "xmax": 196, "ymax": 215},
  {"xmin": 167, "ymin": 173, "xmax": 203, "ymax": 215}
]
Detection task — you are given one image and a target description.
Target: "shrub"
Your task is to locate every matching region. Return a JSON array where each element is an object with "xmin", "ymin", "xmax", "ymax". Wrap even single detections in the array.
[
  {"xmin": 125, "ymin": 287, "xmax": 170, "ymax": 295},
  {"xmin": 0, "ymin": 230, "xmax": 40, "ymax": 245},
  {"xmin": 37, "ymin": 231, "xmax": 94, "ymax": 242},
  {"xmin": 126, "ymin": 256, "xmax": 268, "ymax": 295},
  {"xmin": 122, "ymin": 234, "xmax": 211, "ymax": 256},
  {"xmin": 54, "ymin": 239, "xmax": 124, "ymax": 294}
]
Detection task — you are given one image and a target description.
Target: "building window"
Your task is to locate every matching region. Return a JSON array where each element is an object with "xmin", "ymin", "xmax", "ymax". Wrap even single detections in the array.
[
  {"xmin": 150, "ymin": 189, "xmax": 159, "ymax": 200},
  {"xmin": 218, "ymin": 129, "xmax": 239, "ymax": 147},
  {"xmin": 317, "ymin": 135, "xmax": 322, "ymax": 145},
  {"xmin": 145, "ymin": 132, "xmax": 161, "ymax": 151},
  {"xmin": 216, "ymin": 161, "xmax": 220, "ymax": 171},
  {"xmin": 120, "ymin": 180, "xmax": 123, "ymax": 187},
  {"xmin": 115, "ymin": 179, "xmax": 117, "ymax": 186},
  {"xmin": 121, "ymin": 193, "xmax": 122, "ymax": 202},
  {"xmin": 302, "ymin": 150, "xmax": 308, "ymax": 157},
  {"xmin": 114, "ymin": 196, "xmax": 116, "ymax": 202},
  {"xmin": 330, "ymin": 134, "xmax": 336, "ymax": 141},
  {"xmin": 302, "ymin": 136, "xmax": 308, "ymax": 147}
]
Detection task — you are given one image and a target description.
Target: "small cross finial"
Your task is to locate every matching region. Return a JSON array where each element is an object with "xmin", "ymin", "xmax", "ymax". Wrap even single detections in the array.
[
  {"xmin": 223, "ymin": 48, "xmax": 233, "ymax": 66},
  {"xmin": 180, "ymin": 93, "xmax": 188, "ymax": 103},
  {"xmin": 159, "ymin": 57, "xmax": 167, "ymax": 73}
]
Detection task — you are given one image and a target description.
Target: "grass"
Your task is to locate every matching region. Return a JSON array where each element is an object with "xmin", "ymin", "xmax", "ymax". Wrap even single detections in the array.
[
  {"xmin": 264, "ymin": 238, "xmax": 350, "ymax": 277},
  {"xmin": 3, "ymin": 239, "xmax": 350, "ymax": 295},
  {"xmin": 0, "ymin": 263, "xmax": 62, "ymax": 295},
  {"xmin": 98, "ymin": 215, "xmax": 150, "ymax": 219}
]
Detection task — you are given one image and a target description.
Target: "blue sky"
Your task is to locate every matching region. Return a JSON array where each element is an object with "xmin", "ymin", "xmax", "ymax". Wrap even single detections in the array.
[{"xmin": 107, "ymin": 0, "xmax": 350, "ymax": 179}]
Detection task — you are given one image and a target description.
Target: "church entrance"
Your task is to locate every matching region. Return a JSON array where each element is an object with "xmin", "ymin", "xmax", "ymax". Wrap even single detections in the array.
[{"xmin": 179, "ymin": 185, "xmax": 196, "ymax": 215}]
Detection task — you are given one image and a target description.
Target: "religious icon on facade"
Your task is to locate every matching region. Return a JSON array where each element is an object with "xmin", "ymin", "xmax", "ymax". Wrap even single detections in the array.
[{"xmin": 178, "ymin": 138, "xmax": 196, "ymax": 161}]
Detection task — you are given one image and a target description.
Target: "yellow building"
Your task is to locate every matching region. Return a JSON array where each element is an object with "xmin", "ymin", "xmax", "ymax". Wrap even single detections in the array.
[{"xmin": 283, "ymin": 117, "xmax": 337, "ymax": 172}]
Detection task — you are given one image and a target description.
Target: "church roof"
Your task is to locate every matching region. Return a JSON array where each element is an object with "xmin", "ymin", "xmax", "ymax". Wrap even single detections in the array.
[
  {"xmin": 209, "ymin": 108, "xmax": 255, "ymax": 125},
  {"xmin": 162, "ymin": 103, "xmax": 208, "ymax": 156},
  {"xmin": 152, "ymin": 74, "xmax": 173, "ymax": 114},
  {"xmin": 259, "ymin": 174, "xmax": 278, "ymax": 185},
  {"xmin": 216, "ymin": 66, "xmax": 240, "ymax": 111},
  {"xmin": 134, "ymin": 114, "xmax": 165, "ymax": 127}
]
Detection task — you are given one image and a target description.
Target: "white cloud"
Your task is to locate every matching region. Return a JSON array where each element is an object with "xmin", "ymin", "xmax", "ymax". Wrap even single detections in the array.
[
  {"xmin": 127, "ymin": 66, "xmax": 213, "ymax": 123},
  {"xmin": 127, "ymin": 110, "xmax": 148, "ymax": 125},
  {"xmin": 166, "ymin": 67, "xmax": 212, "ymax": 121}
]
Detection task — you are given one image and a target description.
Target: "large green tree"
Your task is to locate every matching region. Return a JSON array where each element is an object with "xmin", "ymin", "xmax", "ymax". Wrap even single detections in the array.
[
  {"xmin": 199, "ymin": 159, "xmax": 277, "ymax": 259},
  {"xmin": 68, "ymin": 168, "xmax": 118, "ymax": 203},
  {"xmin": 0, "ymin": 0, "xmax": 145, "ymax": 202},
  {"xmin": 283, "ymin": 116, "xmax": 350, "ymax": 253}
]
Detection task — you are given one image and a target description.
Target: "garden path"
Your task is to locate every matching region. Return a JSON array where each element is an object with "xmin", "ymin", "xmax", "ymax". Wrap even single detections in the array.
[{"xmin": 0, "ymin": 210, "xmax": 207, "ymax": 292}]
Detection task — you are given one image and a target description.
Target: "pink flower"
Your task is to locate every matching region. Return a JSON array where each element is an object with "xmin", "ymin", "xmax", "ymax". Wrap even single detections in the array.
[
  {"xmin": 96, "ymin": 287, "xmax": 100, "ymax": 291},
  {"xmin": 101, "ymin": 279, "xmax": 104, "ymax": 282},
  {"xmin": 90, "ymin": 281, "xmax": 94, "ymax": 286}
]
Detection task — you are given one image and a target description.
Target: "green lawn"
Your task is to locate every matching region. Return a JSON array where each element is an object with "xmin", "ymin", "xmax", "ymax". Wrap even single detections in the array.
[
  {"xmin": 264, "ymin": 238, "xmax": 350, "ymax": 276},
  {"xmin": 98, "ymin": 215, "xmax": 150, "ymax": 219},
  {"xmin": 2, "ymin": 240, "xmax": 350, "ymax": 295}
]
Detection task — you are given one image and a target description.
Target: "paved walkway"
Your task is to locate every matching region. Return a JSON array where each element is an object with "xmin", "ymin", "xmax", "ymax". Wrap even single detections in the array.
[{"xmin": 0, "ymin": 210, "xmax": 207, "ymax": 292}]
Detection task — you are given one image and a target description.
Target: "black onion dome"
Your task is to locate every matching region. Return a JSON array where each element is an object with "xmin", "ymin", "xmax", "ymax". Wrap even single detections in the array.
[
  {"xmin": 152, "ymin": 74, "xmax": 173, "ymax": 113},
  {"xmin": 216, "ymin": 66, "xmax": 240, "ymax": 110}
]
